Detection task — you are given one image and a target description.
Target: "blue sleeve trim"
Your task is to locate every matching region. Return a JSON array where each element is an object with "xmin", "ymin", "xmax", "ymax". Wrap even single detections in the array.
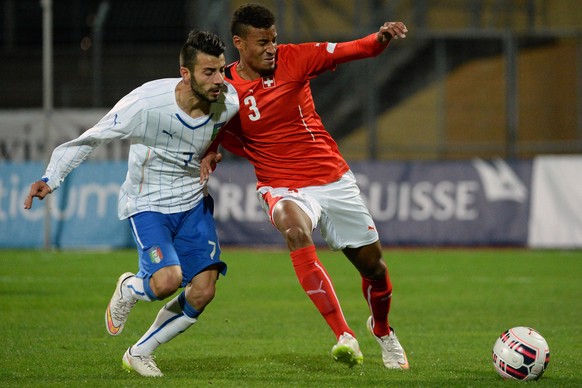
[{"xmin": 41, "ymin": 177, "xmax": 49, "ymax": 183}]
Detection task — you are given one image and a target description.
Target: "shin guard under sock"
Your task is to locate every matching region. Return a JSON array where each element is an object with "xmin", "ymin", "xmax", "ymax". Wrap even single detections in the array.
[
  {"xmin": 290, "ymin": 245, "xmax": 353, "ymax": 339},
  {"xmin": 362, "ymin": 270, "xmax": 392, "ymax": 337}
]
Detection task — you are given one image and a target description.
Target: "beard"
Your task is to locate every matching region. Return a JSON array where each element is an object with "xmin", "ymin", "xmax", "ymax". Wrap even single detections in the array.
[{"xmin": 190, "ymin": 80, "xmax": 221, "ymax": 103}]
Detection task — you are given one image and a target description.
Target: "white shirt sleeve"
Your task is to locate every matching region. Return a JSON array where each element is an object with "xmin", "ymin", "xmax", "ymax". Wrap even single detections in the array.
[{"xmin": 43, "ymin": 90, "xmax": 144, "ymax": 191}]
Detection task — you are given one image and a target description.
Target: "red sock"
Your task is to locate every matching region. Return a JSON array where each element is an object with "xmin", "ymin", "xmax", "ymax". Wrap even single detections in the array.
[
  {"xmin": 290, "ymin": 245, "xmax": 354, "ymax": 339},
  {"xmin": 362, "ymin": 270, "xmax": 392, "ymax": 337}
]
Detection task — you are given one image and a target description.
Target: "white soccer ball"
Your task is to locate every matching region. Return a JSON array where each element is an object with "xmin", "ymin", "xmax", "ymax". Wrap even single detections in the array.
[{"xmin": 492, "ymin": 326, "xmax": 550, "ymax": 381}]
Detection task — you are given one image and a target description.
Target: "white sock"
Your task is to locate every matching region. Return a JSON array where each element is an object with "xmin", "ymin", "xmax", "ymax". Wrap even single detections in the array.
[
  {"xmin": 122, "ymin": 275, "xmax": 152, "ymax": 302},
  {"xmin": 132, "ymin": 294, "xmax": 197, "ymax": 356}
]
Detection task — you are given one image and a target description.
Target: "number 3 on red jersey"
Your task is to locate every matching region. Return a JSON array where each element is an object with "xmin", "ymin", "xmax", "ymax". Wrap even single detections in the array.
[{"xmin": 243, "ymin": 95, "xmax": 261, "ymax": 121}]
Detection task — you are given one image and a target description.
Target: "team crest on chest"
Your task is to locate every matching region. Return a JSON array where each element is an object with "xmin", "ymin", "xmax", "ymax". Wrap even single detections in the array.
[{"xmin": 262, "ymin": 76, "xmax": 276, "ymax": 89}]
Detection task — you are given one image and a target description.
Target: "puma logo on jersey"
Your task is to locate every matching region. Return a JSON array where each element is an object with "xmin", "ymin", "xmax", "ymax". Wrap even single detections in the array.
[{"xmin": 162, "ymin": 130, "xmax": 175, "ymax": 139}]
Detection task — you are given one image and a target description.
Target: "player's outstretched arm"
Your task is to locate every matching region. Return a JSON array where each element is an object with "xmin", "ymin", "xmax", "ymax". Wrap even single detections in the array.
[
  {"xmin": 376, "ymin": 21, "xmax": 408, "ymax": 44},
  {"xmin": 331, "ymin": 21, "xmax": 408, "ymax": 65},
  {"xmin": 23, "ymin": 180, "xmax": 52, "ymax": 209}
]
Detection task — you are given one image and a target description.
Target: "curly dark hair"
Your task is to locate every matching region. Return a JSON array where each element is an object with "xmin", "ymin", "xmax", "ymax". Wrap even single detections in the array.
[
  {"xmin": 180, "ymin": 30, "xmax": 225, "ymax": 70},
  {"xmin": 231, "ymin": 3, "xmax": 275, "ymax": 37}
]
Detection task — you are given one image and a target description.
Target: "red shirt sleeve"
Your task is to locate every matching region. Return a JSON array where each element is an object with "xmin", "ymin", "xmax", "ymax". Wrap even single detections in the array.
[
  {"xmin": 282, "ymin": 33, "xmax": 389, "ymax": 80},
  {"xmin": 220, "ymin": 33, "xmax": 389, "ymax": 189},
  {"xmin": 331, "ymin": 33, "xmax": 389, "ymax": 65},
  {"xmin": 208, "ymin": 114, "xmax": 247, "ymax": 158}
]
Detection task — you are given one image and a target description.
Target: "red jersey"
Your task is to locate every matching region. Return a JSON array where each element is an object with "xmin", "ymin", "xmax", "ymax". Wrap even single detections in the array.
[{"xmin": 220, "ymin": 33, "xmax": 388, "ymax": 189}]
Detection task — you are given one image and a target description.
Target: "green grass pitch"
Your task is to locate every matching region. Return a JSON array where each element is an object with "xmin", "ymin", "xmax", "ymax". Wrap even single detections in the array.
[{"xmin": 0, "ymin": 248, "xmax": 581, "ymax": 387}]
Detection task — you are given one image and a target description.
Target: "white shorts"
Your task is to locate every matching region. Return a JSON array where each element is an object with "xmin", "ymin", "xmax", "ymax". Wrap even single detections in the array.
[{"xmin": 257, "ymin": 170, "xmax": 379, "ymax": 250}]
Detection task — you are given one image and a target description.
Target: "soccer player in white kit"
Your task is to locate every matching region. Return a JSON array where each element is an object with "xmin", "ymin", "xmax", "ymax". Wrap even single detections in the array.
[{"xmin": 24, "ymin": 30, "xmax": 239, "ymax": 377}]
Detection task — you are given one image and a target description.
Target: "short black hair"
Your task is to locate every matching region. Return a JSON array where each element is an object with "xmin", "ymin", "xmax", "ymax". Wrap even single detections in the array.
[
  {"xmin": 180, "ymin": 30, "xmax": 225, "ymax": 70},
  {"xmin": 231, "ymin": 3, "xmax": 275, "ymax": 37}
]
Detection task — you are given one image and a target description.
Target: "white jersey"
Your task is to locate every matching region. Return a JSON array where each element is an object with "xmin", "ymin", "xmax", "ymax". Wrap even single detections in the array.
[{"xmin": 42, "ymin": 78, "xmax": 239, "ymax": 219}]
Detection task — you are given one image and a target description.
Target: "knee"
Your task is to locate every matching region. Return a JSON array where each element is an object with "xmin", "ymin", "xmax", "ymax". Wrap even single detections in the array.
[
  {"xmin": 196, "ymin": 286, "xmax": 216, "ymax": 306},
  {"xmin": 282, "ymin": 226, "xmax": 313, "ymax": 249},
  {"xmin": 151, "ymin": 267, "xmax": 182, "ymax": 299},
  {"xmin": 186, "ymin": 284, "xmax": 216, "ymax": 310}
]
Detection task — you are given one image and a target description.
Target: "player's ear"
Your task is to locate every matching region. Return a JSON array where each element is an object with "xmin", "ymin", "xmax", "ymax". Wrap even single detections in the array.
[
  {"xmin": 232, "ymin": 35, "xmax": 243, "ymax": 50},
  {"xmin": 179, "ymin": 66, "xmax": 191, "ymax": 81}
]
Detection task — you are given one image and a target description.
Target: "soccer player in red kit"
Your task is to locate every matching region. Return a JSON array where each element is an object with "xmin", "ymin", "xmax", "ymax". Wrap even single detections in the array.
[{"xmin": 202, "ymin": 3, "xmax": 409, "ymax": 369}]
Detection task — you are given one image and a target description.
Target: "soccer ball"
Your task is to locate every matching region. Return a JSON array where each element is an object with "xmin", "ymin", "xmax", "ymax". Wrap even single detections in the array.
[{"xmin": 492, "ymin": 326, "xmax": 550, "ymax": 381}]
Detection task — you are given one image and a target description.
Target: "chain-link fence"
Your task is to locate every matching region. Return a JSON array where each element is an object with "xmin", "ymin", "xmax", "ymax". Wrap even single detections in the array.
[{"xmin": 1, "ymin": 0, "xmax": 580, "ymax": 160}]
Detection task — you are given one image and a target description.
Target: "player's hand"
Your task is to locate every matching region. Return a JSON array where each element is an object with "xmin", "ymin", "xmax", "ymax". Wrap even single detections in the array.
[
  {"xmin": 200, "ymin": 151, "xmax": 223, "ymax": 183},
  {"xmin": 24, "ymin": 180, "xmax": 52, "ymax": 209},
  {"xmin": 377, "ymin": 22, "xmax": 408, "ymax": 44}
]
